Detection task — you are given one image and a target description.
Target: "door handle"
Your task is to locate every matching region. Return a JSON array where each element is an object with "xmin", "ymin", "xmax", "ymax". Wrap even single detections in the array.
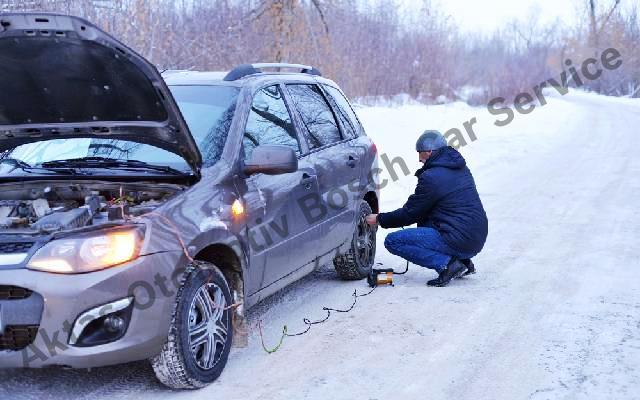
[
  {"xmin": 300, "ymin": 173, "xmax": 315, "ymax": 190},
  {"xmin": 346, "ymin": 155, "xmax": 358, "ymax": 168}
]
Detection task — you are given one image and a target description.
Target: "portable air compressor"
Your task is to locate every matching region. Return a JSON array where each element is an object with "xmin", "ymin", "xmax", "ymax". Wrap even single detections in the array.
[
  {"xmin": 367, "ymin": 268, "xmax": 395, "ymax": 287},
  {"xmin": 367, "ymin": 261, "xmax": 409, "ymax": 288}
]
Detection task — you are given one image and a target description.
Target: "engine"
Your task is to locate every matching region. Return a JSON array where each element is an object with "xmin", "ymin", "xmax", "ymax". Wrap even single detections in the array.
[{"xmin": 0, "ymin": 181, "xmax": 184, "ymax": 233}]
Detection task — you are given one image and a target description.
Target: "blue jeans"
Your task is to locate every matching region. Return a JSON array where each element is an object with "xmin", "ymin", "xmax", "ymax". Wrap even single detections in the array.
[{"xmin": 384, "ymin": 228, "xmax": 476, "ymax": 273}]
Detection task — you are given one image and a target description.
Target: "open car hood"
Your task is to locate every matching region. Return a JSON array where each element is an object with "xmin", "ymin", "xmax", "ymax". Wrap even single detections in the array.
[{"xmin": 0, "ymin": 13, "xmax": 202, "ymax": 174}]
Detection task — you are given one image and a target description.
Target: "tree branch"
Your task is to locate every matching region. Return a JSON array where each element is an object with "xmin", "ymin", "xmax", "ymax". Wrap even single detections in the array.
[
  {"xmin": 597, "ymin": 0, "xmax": 621, "ymax": 37},
  {"xmin": 310, "ymin": 0, "xmax": 329, "ymax": 34}
]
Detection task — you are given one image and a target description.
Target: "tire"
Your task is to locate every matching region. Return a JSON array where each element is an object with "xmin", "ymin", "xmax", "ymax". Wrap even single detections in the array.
[
  {"xmin": 333, "ymin": 201, "xmax": 377, "ymax": 280},
  {"xmin": 150, "ymin": 261, "xmax": 233, "ymax": 389}
]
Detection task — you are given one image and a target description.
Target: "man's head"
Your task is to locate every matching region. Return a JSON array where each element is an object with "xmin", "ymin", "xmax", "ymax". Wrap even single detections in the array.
[{"xmin": 416, "ymin": 130, "xmax": 447, "ymax": 163}]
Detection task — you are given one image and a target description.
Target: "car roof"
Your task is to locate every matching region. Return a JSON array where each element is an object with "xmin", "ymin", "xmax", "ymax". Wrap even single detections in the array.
[
  {"xmin": 162, "ymin": 69, "xmax": 339, "ymax": 88},
  {"xmin": 162, "ymin": 70, "xmax": 234, "ymax": 86}
]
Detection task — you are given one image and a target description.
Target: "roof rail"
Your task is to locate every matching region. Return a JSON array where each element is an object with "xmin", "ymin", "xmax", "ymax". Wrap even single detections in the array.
[{"xmin": 223, "ymin": 63, "xmax": 322, "ymax": 81}]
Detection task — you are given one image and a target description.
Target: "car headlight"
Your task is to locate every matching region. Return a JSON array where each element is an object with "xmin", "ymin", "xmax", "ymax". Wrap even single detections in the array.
[{"xmin": 27, "ymin": 228, "xmax": 144, "ymax": 274}]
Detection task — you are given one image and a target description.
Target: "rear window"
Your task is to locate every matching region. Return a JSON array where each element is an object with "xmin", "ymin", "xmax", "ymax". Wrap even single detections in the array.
[
  {"xmin": 323, "ymin": 85, "xmax": 364, "ymax": 136},
  {"xmin": 286, "ymin": 84, "xmax": 343, "ymax": 150}
]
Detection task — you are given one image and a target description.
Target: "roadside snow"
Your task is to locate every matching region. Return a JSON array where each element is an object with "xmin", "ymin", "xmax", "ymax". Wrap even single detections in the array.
[{"xmin": 1, "ymin": 90, "xmax": 639, "ymax": 400}]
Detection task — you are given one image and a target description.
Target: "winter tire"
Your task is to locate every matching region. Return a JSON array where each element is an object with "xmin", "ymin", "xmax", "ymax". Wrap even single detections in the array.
[
  {"xmin": 150, "ymin": 261, "xmax": 233, "ymax": 389},
  {"xmin": 333, "ymin": 200, "xmax": 376, "ymax": 280}
]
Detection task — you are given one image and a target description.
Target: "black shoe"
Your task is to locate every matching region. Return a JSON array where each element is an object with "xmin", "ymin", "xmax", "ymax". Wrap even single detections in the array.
[
  {"xmin": 427, "ymin": 259, "xmax": 467, "ymax": 287},
  {"xmin": 460, "ymin": 259, "xmax": 476, "ymax": 276}
]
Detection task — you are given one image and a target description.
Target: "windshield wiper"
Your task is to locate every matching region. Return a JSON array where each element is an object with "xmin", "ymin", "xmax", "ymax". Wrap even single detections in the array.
[
  {"xmin": 40, "ymin": 157, "xmax": 187, "ymax": 175},
  {"xmin": 0, "ymin": 158, "xmax": 32, "ymax": 169},
  {"xmin": 0, "ymin": 158, "xmax": 77, "ymax": 175}
]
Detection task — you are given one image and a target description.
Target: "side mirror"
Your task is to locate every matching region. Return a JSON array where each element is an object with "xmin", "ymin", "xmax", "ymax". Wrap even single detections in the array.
[{"xmin": 243, "ymin": 145, "xmax": 298, "ymax": 175}]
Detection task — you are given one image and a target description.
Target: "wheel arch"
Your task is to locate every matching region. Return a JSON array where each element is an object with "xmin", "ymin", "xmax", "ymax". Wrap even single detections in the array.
[
  {"xmin": 192, "ymin": 242, "xmax": 248, "ymax": 347},
  {"xmin": 364, "ymin": 190, "xmax": 379, "ymax": 214}
]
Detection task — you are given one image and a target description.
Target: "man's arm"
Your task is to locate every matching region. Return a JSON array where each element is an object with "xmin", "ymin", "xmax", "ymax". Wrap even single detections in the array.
[{"xmin": 373, "ymin": 174, "xmax": 440, "ymax": 228}]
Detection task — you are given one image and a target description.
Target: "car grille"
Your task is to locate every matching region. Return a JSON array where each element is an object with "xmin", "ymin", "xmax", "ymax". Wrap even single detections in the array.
[
  {"xmin": 0, "ymin": 325, "xmax": 39, "ymax": 351},
  {"xmin": 0, "ymin": 285, "xmax": 33, "ymax": 300},
  {"xmin": 0, "ymin": 242, "xmax": 34, "ymax": 254}
]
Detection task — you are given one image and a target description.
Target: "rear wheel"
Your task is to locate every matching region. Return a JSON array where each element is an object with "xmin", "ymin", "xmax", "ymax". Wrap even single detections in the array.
[
  {"xmin": 333, "ymin": 201, "xmax": 376, "ymax": 280},
  {"xmin": 150, "ymin": 261, "xmax": 233, "ymax": 389}
]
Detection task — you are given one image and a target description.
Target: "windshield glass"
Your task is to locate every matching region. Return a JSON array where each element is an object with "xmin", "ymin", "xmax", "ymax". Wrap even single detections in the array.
[
  {"xmin": 0, "ymin": 138, "xmax": 190, "ymax": 175},
  {"xmin": 0, "ymin": 85, "xmax": 239, "ymax": 175},
  {"xmin": 169, "ymin": 85, "xmax": 240, "ymax": 167}
]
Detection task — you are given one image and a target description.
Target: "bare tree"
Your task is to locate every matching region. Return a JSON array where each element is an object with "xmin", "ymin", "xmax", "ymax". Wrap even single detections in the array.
[{"xmin": 0, "ymin": 0, "xmax": 638, "ymax": 102}]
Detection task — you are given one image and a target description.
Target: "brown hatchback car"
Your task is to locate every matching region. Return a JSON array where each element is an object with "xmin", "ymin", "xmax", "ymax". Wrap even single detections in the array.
[{"xmin": 0, "ymin": 13, "xmax": 379, "ymax": 388}]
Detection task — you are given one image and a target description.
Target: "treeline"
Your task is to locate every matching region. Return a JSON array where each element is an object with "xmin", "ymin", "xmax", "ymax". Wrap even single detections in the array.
[{"xmin": 1, "ymin": 0, "xmax": 639, "ymax": 104}]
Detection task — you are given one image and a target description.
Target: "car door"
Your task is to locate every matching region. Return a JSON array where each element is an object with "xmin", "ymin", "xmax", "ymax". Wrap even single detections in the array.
[
  {"xmin": 285, "ymin": 83, "xmax": 360, "ymax": 255},
  {"xmin": 240, "ymin": 84, "xmax": 321, "ymax": 292},
  {"xmin": 321, "ymin": 84, "xmax": 369, "ymax": 191}
]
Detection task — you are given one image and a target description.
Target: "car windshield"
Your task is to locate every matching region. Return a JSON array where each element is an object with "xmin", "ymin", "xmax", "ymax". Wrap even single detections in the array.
[
  {"xmin": 0, "ymin": 139, "xmax": 191, "ymax": 175},
  {"xmin": 0, "ymin": 85, "xmax": 239, "ymax": 175},
  {"xmin": 169, "ymin": 85, "xmax": 240, "ymax": 167}
]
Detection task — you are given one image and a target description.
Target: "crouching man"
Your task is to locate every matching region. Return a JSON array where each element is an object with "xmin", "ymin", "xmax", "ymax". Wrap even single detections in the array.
[{"xmin": 366, "ymin": 130, "xmax": 488, "ymax": 287}]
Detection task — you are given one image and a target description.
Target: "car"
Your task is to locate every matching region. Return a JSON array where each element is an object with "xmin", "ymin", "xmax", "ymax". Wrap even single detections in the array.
[{"xmin": 0, "ymin": 13, "xmax": 379, "ymax": 389}]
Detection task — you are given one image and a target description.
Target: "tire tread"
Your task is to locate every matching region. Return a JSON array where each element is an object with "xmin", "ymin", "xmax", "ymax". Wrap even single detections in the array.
[
  {"xmin": 150, "ymin": 261, "xmax": 231, "ymax": 389},
  {"xmin": 333, "ymin": 201, "xmax": 375, "ymax": 280}
]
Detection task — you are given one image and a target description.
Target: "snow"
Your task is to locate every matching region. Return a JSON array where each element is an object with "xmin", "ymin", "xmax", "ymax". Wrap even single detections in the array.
[{"xmin": 2, "ymin": 90, "xmax": 639, "ymax": 399}]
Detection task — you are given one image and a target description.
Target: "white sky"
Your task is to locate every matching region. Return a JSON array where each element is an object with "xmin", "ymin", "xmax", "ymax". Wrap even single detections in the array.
[
  {"xmin": 406, "ymin": 0, "xmax": 584, "ymax": 32},
  {"xmin": 440, "ymin": 0, "xmax": 578, "ymax": 31}
]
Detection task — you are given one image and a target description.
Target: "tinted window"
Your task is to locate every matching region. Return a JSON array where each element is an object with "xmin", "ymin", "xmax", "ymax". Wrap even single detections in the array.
[
  {"xmin": 286, "ymin": 84, "xmax": 342, "ymax": 149},
  {"xmin": 323, "ymin": 85, "xmax": 363, "ymax": 137},
  {"xmin": 170, "ymin": 85, "xmax": 240, "ymax": 167},
  {"xmin": 243, "ymin": 85, "xmax": 300, "ymax": 162}
]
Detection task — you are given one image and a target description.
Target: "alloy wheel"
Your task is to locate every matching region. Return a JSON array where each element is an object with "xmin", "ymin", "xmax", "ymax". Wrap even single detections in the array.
[
  {"xmin": 187, "ymin": 282, "xmax": 229, "ymax": 371},
  {"xmin": 355, "ymin": 215, "xmax": 376, "ymax": 267}
]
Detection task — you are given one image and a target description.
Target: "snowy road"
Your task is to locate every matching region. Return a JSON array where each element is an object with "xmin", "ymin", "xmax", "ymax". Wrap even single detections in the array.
[{"xmin": 1, "ymin": 91, "xmax": 639, "ymax": 400}]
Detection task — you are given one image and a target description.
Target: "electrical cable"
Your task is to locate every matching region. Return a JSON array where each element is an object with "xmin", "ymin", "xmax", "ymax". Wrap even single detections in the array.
[
  {"xmin": 259, "ymin": 320, "xmax": 287, "ymax": 354},
  {"xmin": 257, "ymin": 285, "xmax": 378, "ymax": 353},
  {"xmin": 258, "ymin": 260, "xmax": 413, "ymax": 352}
]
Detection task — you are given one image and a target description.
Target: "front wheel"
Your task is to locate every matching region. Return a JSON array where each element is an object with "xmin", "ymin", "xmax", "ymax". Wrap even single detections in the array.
[
  {"xmin": 333, "ymin": 201, "xmax": 377, "ymax": 280},
  {"xmin": 150, "ymin": 261, "xmax": 233, "ymax": 389}
]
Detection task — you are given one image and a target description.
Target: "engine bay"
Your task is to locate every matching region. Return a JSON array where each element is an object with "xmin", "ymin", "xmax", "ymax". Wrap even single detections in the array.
[{"xmin": 0, "ymin": 181, "xmax": 185, "ymax": 234}]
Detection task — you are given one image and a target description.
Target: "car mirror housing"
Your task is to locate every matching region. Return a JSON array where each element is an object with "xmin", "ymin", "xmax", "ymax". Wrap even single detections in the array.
[{"xmin": 243, "ymin": 145, "xmax": 298, "ymax": 175}]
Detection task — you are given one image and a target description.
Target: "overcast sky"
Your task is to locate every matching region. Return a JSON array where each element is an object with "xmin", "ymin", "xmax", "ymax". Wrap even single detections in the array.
[
  {"xmin": 439, "ymin": 0, "xmax": 579, "ymax": 31},
  {"xmin": 403, "ymin": 0, "xmax": 587, "ymax": 32}
]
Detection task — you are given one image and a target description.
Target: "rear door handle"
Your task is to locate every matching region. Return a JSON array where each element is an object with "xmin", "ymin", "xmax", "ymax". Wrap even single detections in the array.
[
  {"xmin": 346, "ymin": 155, "xmax": 358, "ymax": 168},
  {"xmin": 300, "ymin": 173, "xmax": 316, "ymax": 189}
]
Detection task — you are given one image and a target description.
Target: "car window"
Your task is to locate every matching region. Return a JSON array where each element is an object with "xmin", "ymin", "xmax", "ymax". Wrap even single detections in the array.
[
  {"xmin": 323, "ymin": 85, "xmax": 364, "ymax": 137},
  {"xmin": 286, "ymin": 84, "xmax": 343, "ymax": 150},
  {"xmin": 169, "ymin": 85, "xmax": 240, "ymax": 167},
  {"xmin": 243, "ymin": 85, "xmax": 300, "ymax": 162}
]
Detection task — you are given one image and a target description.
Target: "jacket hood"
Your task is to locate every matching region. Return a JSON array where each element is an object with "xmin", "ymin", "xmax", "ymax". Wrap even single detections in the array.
[
  {"xmin": 415, "ymin": 146, "xmax": 466, "ymax": 176},
  {"xmin": 0, "ymin": 13, "xmax": 201, "ymax": 174}
]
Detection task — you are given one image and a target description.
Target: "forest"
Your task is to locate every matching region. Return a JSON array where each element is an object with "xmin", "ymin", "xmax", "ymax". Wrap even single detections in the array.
[{"xmin": 2, "ymin": 0, "xmax": 638, "ymax": 104}]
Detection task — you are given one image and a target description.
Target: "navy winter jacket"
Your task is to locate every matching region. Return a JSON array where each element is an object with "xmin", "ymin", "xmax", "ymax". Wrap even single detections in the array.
[{"xmin": 377, "ymin": 147, "xmax": 488, "ymax": 255}]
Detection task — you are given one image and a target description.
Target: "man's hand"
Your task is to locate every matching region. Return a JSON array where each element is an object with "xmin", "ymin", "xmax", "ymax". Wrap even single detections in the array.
[{"xmin": 365, "ymin": 214, "xmax": 379, "ymax": 226}]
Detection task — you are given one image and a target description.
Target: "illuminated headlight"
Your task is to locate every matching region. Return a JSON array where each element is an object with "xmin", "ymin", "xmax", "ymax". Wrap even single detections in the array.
[{"xmin": 27, "ymin": 228, "xmax": 144, "ymax": 274}]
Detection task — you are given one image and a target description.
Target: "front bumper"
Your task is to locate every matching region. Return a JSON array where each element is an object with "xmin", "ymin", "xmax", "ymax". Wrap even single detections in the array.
[{"xmin": 0, "ymin": 251, "xmax": 181, "ymax": 369}]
